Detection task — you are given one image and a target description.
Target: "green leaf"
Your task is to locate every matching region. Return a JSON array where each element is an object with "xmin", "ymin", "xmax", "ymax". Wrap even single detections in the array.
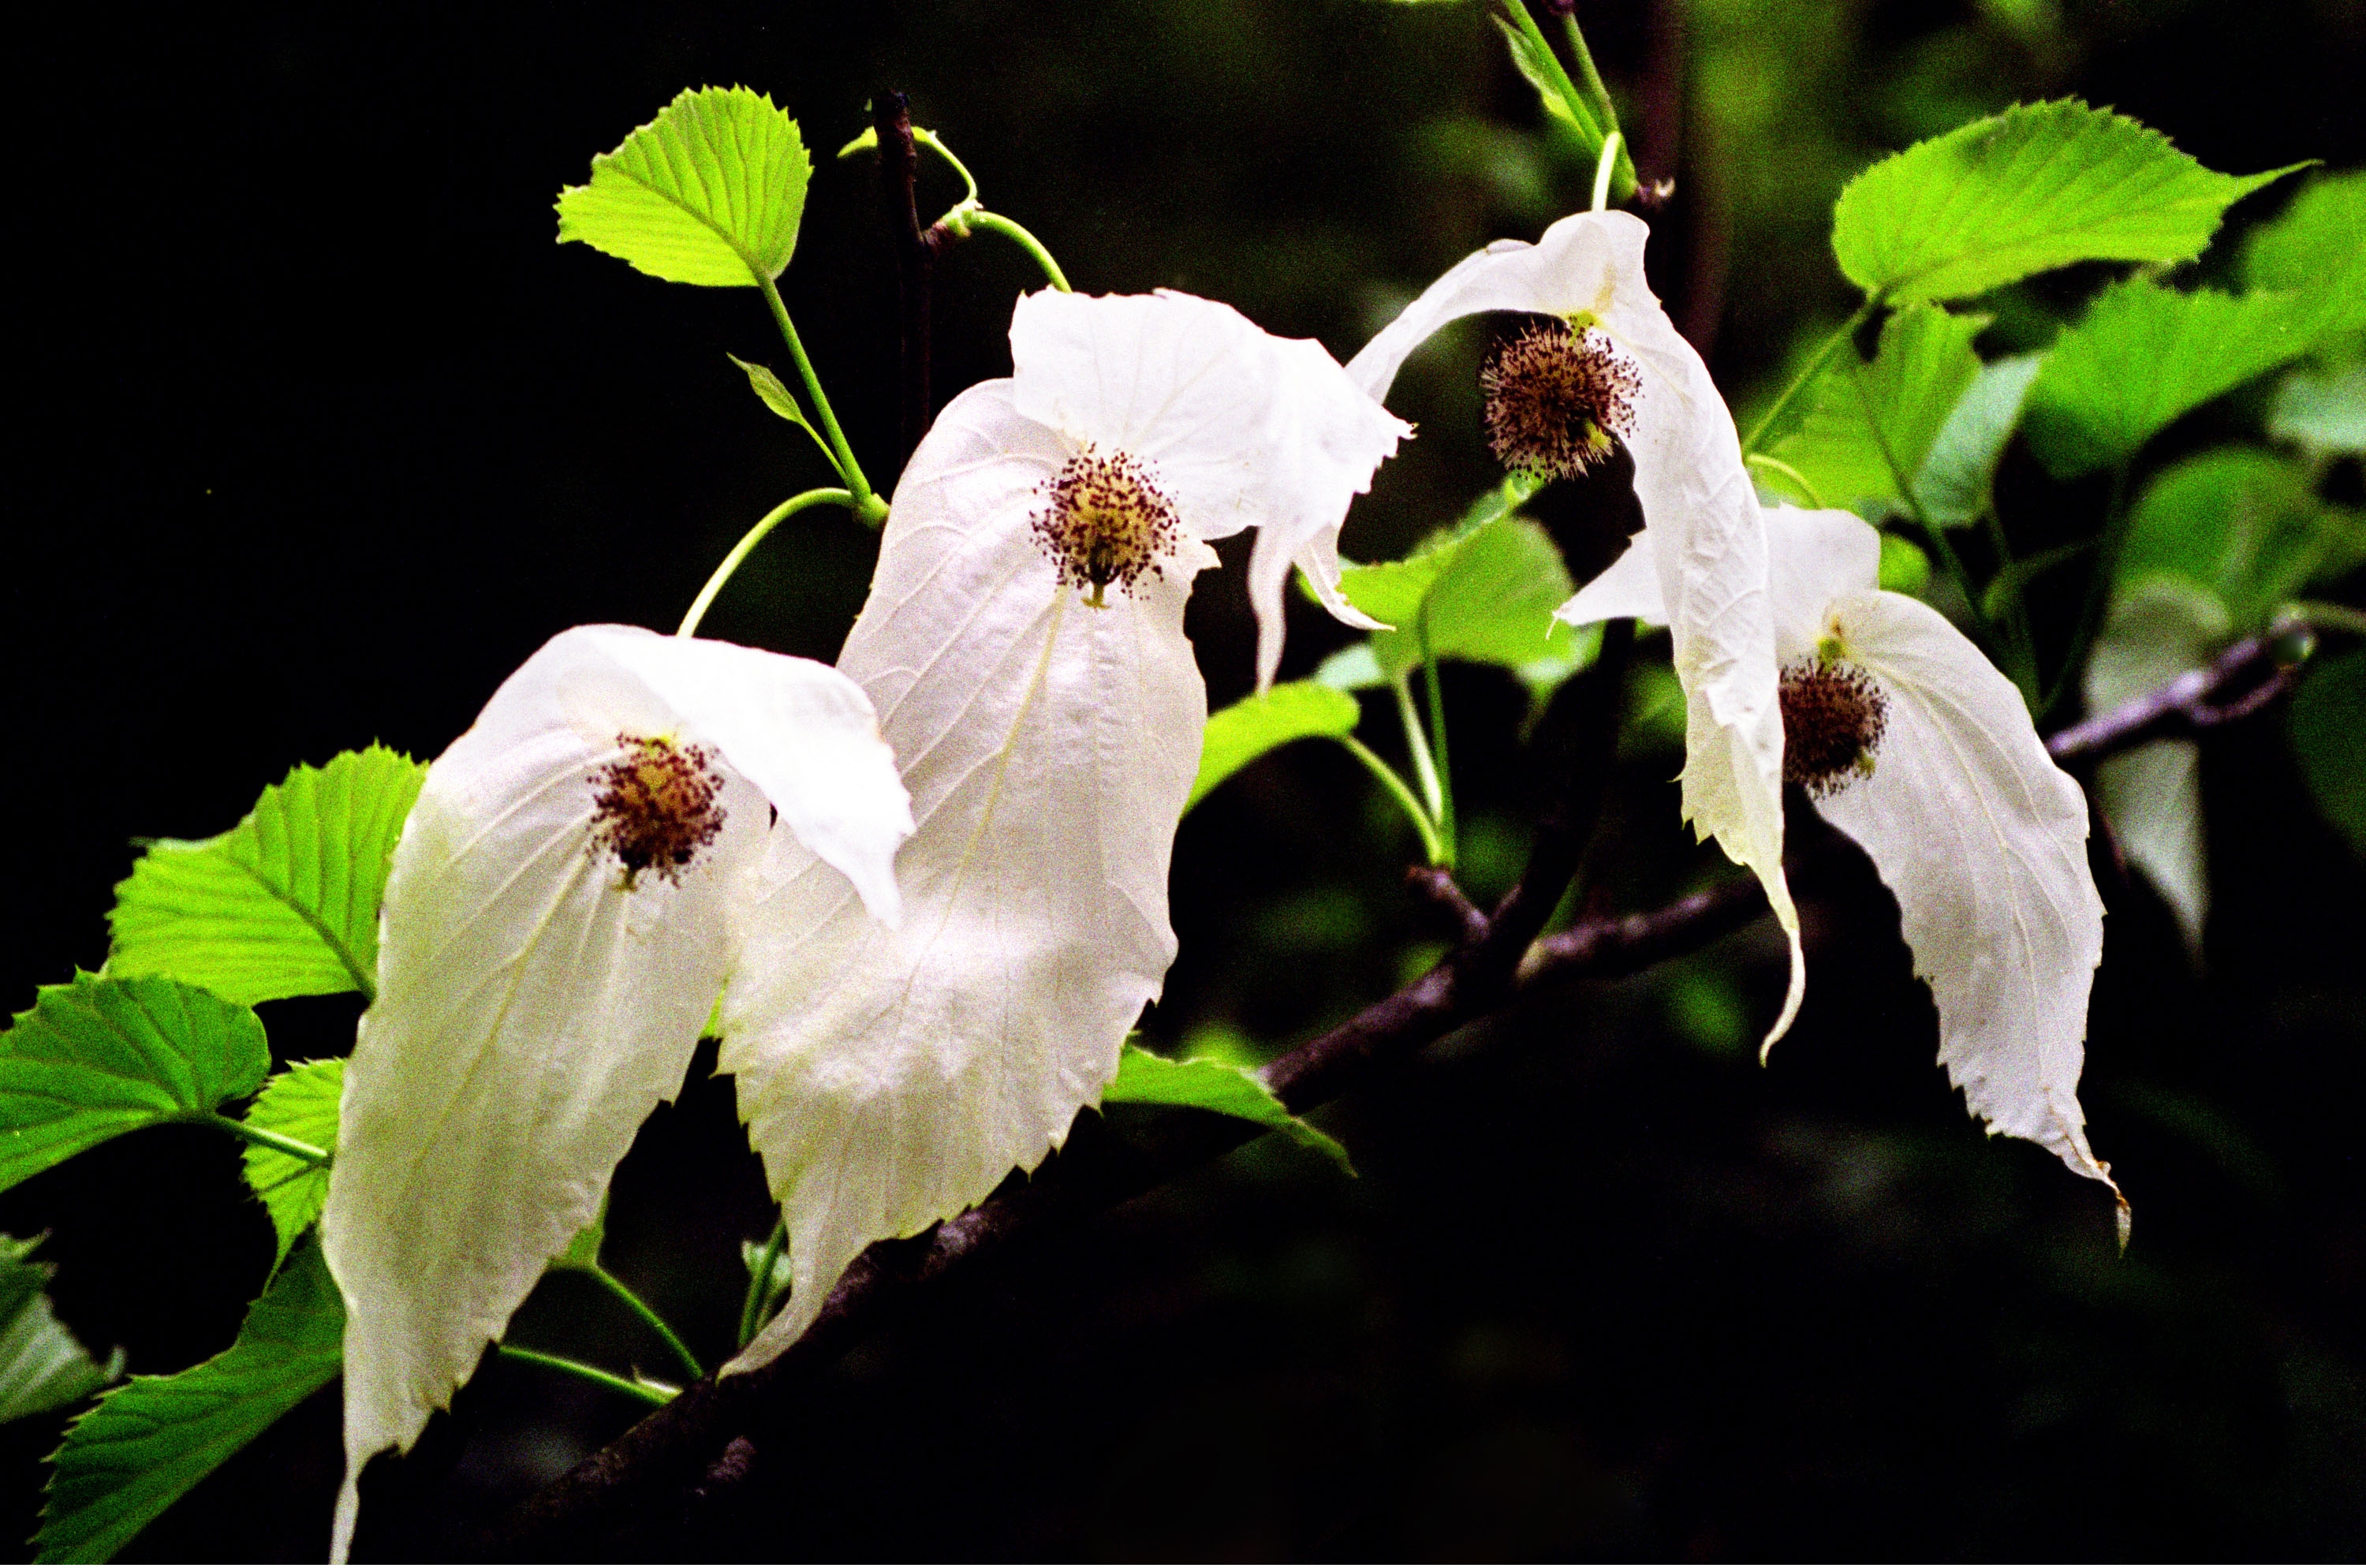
[
  {"xmin": 725, "ymin": 353, "xmax": 833, "ymax": 463},
  {"xmin": 1762, "ymin": 304, "xmax": 1988, "ymax": 516},
  {"xmin": 1878, "ymin": 532, "xmax": 1932, "ymax": 597},
  {"xmin": 34, "ymin": 1242, "xmax": 344, "ymax": 1565},
  {"xmin": 107, "ymin": 746, "xmax": 425, "ymax": 1006},
  {"xmin": 1104, "ymin": 1044, "xmax": 1353, "ymax": 1175},
  {"xmin": 2292, "ymin": 650, "xmax": 2366, "ymax": 858},
  {"xmin": 1313, "ymin": 642, "xmax": 1386, "ymax": 693},
  {"xmin": 556, "ymin": 86, "xmax": 813, "ymax": 287},
  {"xmin": 1340, "ymin": 515, "xmax": 1587, "ymax": 688},
  {"xmin": 1491, "ymin": 15, "xmax": 1602, "ymax": 143},
  {"xmin": 2024, "ymin": 280, "xmax": 2319, "ymax": 477},
  {"xmin": 0, "ymin": 1236, "xmax": 121, "ymax": 1424},
  {"xmin": 239, "ymin": 1060, "xmax": 341, "ymax": 1271},
  {"xmin": 0, "ymin": 976, "xmax": 270, "ymax": 1196},
  {"xmin": 2242, "ymin": 170, "xmax": 2366, "ymax": 341},
  {"xmin": 1914, "ymin": 352, "xmax": 2044, "ymax": 528},
  {"xmin": 1189, "ymin": 683, "xmax": 1361, "ymax": 815},
  {"xmin": 554, "ymin": 1197, "xmax": 608, "ymax": 1272},
  {"xmin": 2119, "ymin": 447, "xmax": 2366, "ymax": 626},
  {"xmin": 2270, "ymin": 362, "xmax": 2366, "ymax": 458},
  {"xmin": 1831, "ymin": 100, "xmax": 2301, "ymax": 304}
]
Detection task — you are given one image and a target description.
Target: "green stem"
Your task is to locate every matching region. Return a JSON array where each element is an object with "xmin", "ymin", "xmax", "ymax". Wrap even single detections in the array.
[
  {"xmin": 964, "ymin": 210, "xmax": 1073, "ymax": 293},
  {"xmin": 756, "ymin": 274, "xmax": 873, "ymax": 508},
  {"xmin": 678, "ymin": 487, "xmax": 856, "ymax": 637},
  {"xmin": 912, "ymin": 127, "xmax": 981, "ymax": 206},
  {"xmin": 1339, "ymin": 736, "xmax": 1448, "ymax": 868},
  {"xmin": 1845, "ymin": 358, "xmax": 2009, "ymax": 670},
  {"xmin": 1418, "ymin": 605, "xmax": 1457, "ymax": 861},
  {"xmin": 1559, "ymin": 12, "xmax": 1621, "ymax": 131},
  {"xmin": 1741, "ymin": 300, "xmax": 1876, "ymax": 456},
  {"xmin": 185, "ymin": 1111, "xmax": 329, "ymax": 1167},
  {"xmin": 584, "ymin": 1264, "xmax": 704, "ymax": 1382},
  {"xmin": 1744, "ymin": 452, "xmax": 1826, "ymax": 508},
  {"xmin": 498, "ymin": 1346, "xmax": 673, "ymax": 1408},
  {"xmin": 1979, "ymin": 506, "xmax": 2040, "ymax": 699},
  {"xmin": 2043, "ymin": 465, "xmax": 2132, "ymax": 723},
  {"xmin": 2288, "ymin": 599, "xmax": 2366, "ymax": 638},
  {"xmin": 1502, "ymin": 1, "xmax": 1604, "ymax": 144},
  {"xmin": 1392, "ymin": 675, "xmax": 1447, "ymax": 840},
  {"xmin": 738, "ymin": 1215, "xmax": 789, "ymax": 1350},
  {"xmin": 1590, "ymin": 130, "xmax": 1624, "ymax": 213}
]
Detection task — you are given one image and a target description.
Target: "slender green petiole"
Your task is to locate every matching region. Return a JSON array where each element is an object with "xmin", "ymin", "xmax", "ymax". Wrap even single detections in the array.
[
  {"xmin": 1560, "ymin": 12, "xmax": 1622, "ymax": 133},
  {"xmin": 962, "ymin": 210, "xmax": 1072, "ymax": 293},
  {"xmin": 913, "ymin": 127, "xmax": 981, "ymax": 206},
  {"xmin": 737, "ymin": 1214, "xmax": 789, "ymax": 1350},
  {"xmin": 1418, "ymin": 604, "xmax": 1457, "ymax": 861},
  {"xmin": 1741, "ymin": 299, "xmax": 1877, "ymax": 457},
  {"xmin": 1745, "ymin": 452, "xmax": 1827, "ymax": 509},
  {"xmin": 678, "ymin": 487, "xmax": 856, "ymax": 637},
  {"xmin": 185, "ymin": 1111, "xmax": 330, "ymax": 1167},
  {"xmin": 1500, "ymin": 1, "xmax": 1604, "ymax": 144},
  {"xmin": 1339, "ymin": 735, "xmax": 1448, "ymax": 868},
  {"xmin": 756, "ymin": 274, "xmax": 874, "ymax": 510},
  {"xmin": 1392, "ymin": 675, "xmax": 1447, "ymax": 835},
  {"xmin": 581, "ymin": 1264, "xmax": 704, "ymax": 1383},
  {"xmin": 1591, "ymin": 130, "xmax": 1624, "ymax": 213},
  {"xmin": 498, "ymin": 1345, "xmax": 674, "ymax": 1408}
]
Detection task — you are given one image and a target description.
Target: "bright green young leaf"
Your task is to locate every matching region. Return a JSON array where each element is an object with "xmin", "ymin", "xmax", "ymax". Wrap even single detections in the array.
[
  {"xmin": 1831, "ymin": 100, "xmax": 2299, "ymax": 304},
  {"xmin": 556, "ymin": 86, "xmax": 813, "ymax": 287},
  {"xmin": 2024, "ymin": 280, "xmax": 2317, "ymax": 477},
  {"xmin": 2290, "ymin": 649, "xmax": 2366, "ymax": 859},
  {"xmin": 1341, "ymin": 516, "xmax": 1587, "ymax": 687},
  {"xmin": 1189, "ymin": 683, "xmax": 1362, "ymax": 815},
  {"xmin": 240, "ymin": 1060, "xmax": 341, "ymax": 1271},
  {"xmin": 0, "ymin": 976, "xmax": 270, "ymax": 1195},
  {"xmin": 725, "ymin": 353, "xmax": 834, "ymax": 465},
  {"xmin": 1915, "ymin": 352, "xmax": 2044, "ymax": 528},
  {"xmin": 0, "ymin": 1236, "xmax": 121, "ymax": 1424},
  {"xmin": 2242, "ymin": 170, "xmax": 2366, "ymax": 341},
  {"xmin": 34, "ymin": 1242, "xmax": 344, "ymax": 1565},
  {"xmin": 2120, "ymin": 447, "xmax": 2366, "ymax": 625},
  {"xmin": 1491, "ymin": 15, "xmax": 1600, "ymax": 143},
  {"xmin": 1762, "ymin": 305, "xmax": 1988, "ymax": 516},
  {"xmin": 1878, "ymin": 532, "xmax": 1932, "ymax": 597},
  {"xmin": 2270, "ymin": 362, "xmax": 2366, "ymax": 458},
  {"xmin": 107, "ymin": 745, "xmax": 425, "ymax": 1006},
  {"xmin": 1104, "ymin": 1043, "xmax": 1353, "ymax": 1175}
]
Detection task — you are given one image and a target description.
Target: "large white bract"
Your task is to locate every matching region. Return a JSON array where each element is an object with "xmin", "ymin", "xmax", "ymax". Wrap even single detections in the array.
[
  {"xmin": 719, "ymin": 289, "xmax": 1406, "ymax": 1374},
  {"xmin": 321, "ymin": 625, "xmax": 911, "ymax": 1562},
  {"xmin": 1573, "ymin": 507, "xmax": 2121, "ymax": 1207},
  {"xmin": 1352, "ymin": 209, "xmax": 1803, "ymax": 1047}
]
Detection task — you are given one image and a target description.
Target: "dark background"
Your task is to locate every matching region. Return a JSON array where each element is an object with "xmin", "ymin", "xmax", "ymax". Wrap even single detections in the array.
[{"xmin": 6, "ymin": 0, "xmax": 2364, "ymax": 1559}]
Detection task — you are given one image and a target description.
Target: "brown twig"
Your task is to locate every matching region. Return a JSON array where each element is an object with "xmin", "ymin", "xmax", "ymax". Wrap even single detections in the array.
[
  {"xmin": 484, "ymin": 619, "xmax": 2310, "ymax": 1554},
  {"xmin": 871, "ymin": 91, "xmax": 937, "ymax": 465}
]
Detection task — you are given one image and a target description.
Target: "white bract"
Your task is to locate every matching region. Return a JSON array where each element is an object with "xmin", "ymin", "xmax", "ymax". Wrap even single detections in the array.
[
  {"xmin": 1352, "ymin": 209, "xmax": 1802, "ymax": 1046},
  {"xmin": 1577, "ymin": 506, "xmax": 2122, "ymax": 1209},
  {"xmin": 321, "ymin": 625, "xmax": 911, "ymax": 1562},
  {"xmin": 720, "ymin": 288, "xmax": 1406, "ymax": 1373}
]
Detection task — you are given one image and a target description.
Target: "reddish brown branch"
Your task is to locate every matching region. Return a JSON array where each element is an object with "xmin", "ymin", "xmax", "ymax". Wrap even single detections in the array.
[{"xmin": 2046, "ymin": 633, "xmax": 2303, "ymax": 763}]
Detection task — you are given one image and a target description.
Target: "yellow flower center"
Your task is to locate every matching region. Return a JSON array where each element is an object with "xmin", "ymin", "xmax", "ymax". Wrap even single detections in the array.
[
  {"xmin": 1032, "ymin": 446, "xmax": 1184, "ymax": 608},
  {"xmin": 590, "ymin": 735, "xmax": 727, "ymax": 888}
]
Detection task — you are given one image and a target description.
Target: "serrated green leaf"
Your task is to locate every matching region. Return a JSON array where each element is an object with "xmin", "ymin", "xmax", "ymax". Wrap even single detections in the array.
[
  {"xmin": 0, "ymin": 1236, "xmax": 121, "ymax": 1424},
  {"xmin": 2243, "ymin": 170, "xmax": 2366, "ymax": 341},
  {"xmin": 1832, "ymin": 100, "xmax": 2301, "ymax": 304},
  {"xmin": 34, "ymin": 1241, "xmax": 343, "ymax": 1564},
  {"xmin": 2270, "ymin": 362, "xmax": 2366, "ymax": 458},
  {"xmin": 2292, "ymin": 650, "xmax": 2366, "ymax": 858},
  {"xmin": 1763, "ymin": 305, "xmax": 1988, "ymax": 517},
  {"xmin": 1104, "ymin": 1044, "xmax": 1353, "ymax": 1175},
  {"xmin": 1914, "ymin": 352, "xmax": 2044, "ymax": 528},
  {"xmin": 2024, "ymin": 280, "xmax": 2318, "ymax": 477},
  {"xmin": 1189, "ymin": 683, "xmax": 1362, "ymax": 815},
  {"xmin": 2119, "ymin": 447, "xmax": 2366, "ymax": 626},
  {"xmin": 239, "ymin": 1061, "xmax": 341, "ymax": 1271},
  {"xmin": 107, "ymin": 746, "xmax": 425, "ymax": 1006},
  {"xmin": 0, "ymin": 976, "xmax": 269, "ymax": 1196},
  {"xmin": 556, "ymin": 86, "xmax": 813, "ymax": 287}
]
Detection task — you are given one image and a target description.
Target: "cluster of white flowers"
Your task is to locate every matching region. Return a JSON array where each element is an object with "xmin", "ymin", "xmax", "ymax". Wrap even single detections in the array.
[{"xmin": 322, "ymin": 210, "xmax": 2114, "ymax": 1559}]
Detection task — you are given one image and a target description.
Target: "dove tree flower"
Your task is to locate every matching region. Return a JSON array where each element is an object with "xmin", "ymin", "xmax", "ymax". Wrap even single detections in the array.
[
  {"xmin": 1567, "ymin": 505, "xmax": 2122, "ymax": 1210},
  {"xmin": 717, "ymin": 287, "xmax": 1407, "ymax": 1372},
  {"xmin": 1347, "ymin": 208, "xmax": 1801, "ymax": 1044},
  {"xmin": 320, "ymin": 624, "xmax": 912, "ymax": 1561}
]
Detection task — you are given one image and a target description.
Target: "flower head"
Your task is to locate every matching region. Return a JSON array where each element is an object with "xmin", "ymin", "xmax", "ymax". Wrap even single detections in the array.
[
  {"xmin": 718, "ymin": 289, "xmax": 1405, "ymax": 1373},
  {"xmin": 1357, "ymin": 210, "xmax": 1802, "ymax": 1046},
  {"xmin": 321, "ymin": 625, "xmax": 911, "ymax": 1561}
]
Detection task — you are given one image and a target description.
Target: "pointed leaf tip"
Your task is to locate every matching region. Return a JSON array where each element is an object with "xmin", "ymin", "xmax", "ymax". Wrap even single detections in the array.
[{"xmin": 557, "ymin": 85, "xmax": 813, "ymax": 286}]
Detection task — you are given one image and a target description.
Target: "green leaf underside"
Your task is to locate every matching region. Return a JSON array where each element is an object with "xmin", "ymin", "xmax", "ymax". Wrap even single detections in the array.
[
  {"xmin": 2025, "ymin": 280, "xmax": 2319, "ymax": 477},
  {"xmin": 2121, "ymin": 448, "xmax": 2366, "ymax": 627},
  {"xmin": 2291, "ymin": 651, "xmax": 2366, "ymax": 858},
  {"xmin": 2270, "ymin": 363, "xmax": 2366, "ymax": 457},
  {"xmin": 1763, "ymin": 304, "xmax": 1987, "ymax": 516},
  {"xmin": 1189, "ymin": 683, "xmax": 1361, "ymax": 815},
  {"xmin": 0, "ymin": 1236, "xmax": 120, "ymax": 1424},
  {"xmin": 1339, "ymin": 514, "xmax": 1583, "ymax": 685},
  {"xmin": 107, "ymin": 746, "xmax": 425, "ymax": 1006},
  {"xmin": 2243, "ymin": 170, "xmax": 2366, "ymax": 339},
  {"xmin": 240, "ymin": 1060, "xmax": 343, "ymax": 1271},
  {"xmin": 0, "ymin": 976, "xmax": 269, "ymax": 1196},
  {"xmin": 34, "ymin": 1243, "xmax": 344, "ymax": 1565},
  {"xmin": 1105, "ymin": 1045, "xmax": 1353, "ymax": 1175},
  {"xmin": 556, "ymin": 86, "xmax": 812, "ymax": 286},
  {"xmin": 1915, "ymin": 353, "xmax": 2044, "ymax": 528},
  {"xmin": 1831, "ymin": 99, "xmax": 2299, "ymax": 304}
]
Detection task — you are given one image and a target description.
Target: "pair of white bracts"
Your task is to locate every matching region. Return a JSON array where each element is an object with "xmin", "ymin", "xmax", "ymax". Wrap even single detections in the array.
[{"xmin": 324, "ymin": 211, "xmax": 2114, "ymax": 1560}]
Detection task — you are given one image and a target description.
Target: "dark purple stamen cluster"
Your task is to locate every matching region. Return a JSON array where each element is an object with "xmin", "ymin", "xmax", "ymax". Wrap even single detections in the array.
[
  {"xmin": 590, "ymin": 734, "xmax": 727, "ymax": 887},
  {"xmin": 1031, "ymin": 446, "xmax": 1184, "ymax": 608},
  {"xmin": 1480, "ymin": 319, "xmax": 1641, "ymax": 481},
  {"xmin": 1778, "ymin": 658, "xmax": 1890, "ymax": 797}
]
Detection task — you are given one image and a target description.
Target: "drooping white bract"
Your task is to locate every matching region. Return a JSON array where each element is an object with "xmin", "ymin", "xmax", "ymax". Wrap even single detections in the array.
[
  {"xmin": 1573, "ymin": 506, "xmax": 2121, "ymax": 1209},
  {"xmin": 1350, "ymin": 209, "xmax": 1801, "ymax": 1046},
  {"xmin": 322, "ymin": 625, "xmax": 910, "ymax": 1562},
  {"xmin": 720, "ymin": 289, "xmax": 1407, "ymax": 1374}
]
